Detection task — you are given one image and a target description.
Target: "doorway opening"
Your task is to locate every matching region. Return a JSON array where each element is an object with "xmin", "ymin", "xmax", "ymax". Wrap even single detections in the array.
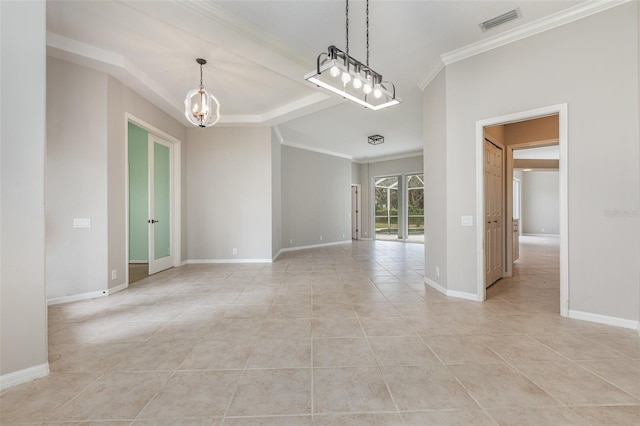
[
  {"xmin": 476, "ymin": 104, "xmax": 568, "ymax": 317},
  {"xmin": 373, "ymin": 173, "xmax": 424, "ymax": 243},
  {"xmin": 125, "ymin": 114, "xmax": 181, "ymax": 286}
]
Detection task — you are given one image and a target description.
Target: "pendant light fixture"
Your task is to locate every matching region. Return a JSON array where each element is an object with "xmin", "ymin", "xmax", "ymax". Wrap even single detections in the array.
[
  {"xmin": 304, "ymin": 0, "xmax": 400, "ymax": 110},
  {"xmin": 184, "ymin": 58, "xmax": 220, "ymax": 127}
]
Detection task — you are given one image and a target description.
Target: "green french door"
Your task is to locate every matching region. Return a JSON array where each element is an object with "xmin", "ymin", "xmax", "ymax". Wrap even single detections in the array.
[{"xmin": 148, "ymin": 134, "xmax": 174, "ymax": 274}]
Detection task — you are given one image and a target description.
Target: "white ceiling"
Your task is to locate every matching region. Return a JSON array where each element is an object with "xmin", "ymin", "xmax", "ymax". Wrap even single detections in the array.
[{"xmin": 46, "ymin": 0, "xmax": 588, "ymax": 161}]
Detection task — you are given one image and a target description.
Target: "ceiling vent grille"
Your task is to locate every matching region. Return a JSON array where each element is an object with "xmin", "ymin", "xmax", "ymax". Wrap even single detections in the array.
[{"xmin": 480, "ymin": 8, "xmax": 521, "ymax": 32}]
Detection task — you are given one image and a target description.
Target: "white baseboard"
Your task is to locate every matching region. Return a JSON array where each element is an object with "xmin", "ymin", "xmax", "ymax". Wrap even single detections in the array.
[
  {"xmin": 108, "ymin": 282, "xmax": 128, "ymax": 295},
  {"xmin": 272, "ymin": 249, "xmax": 283, "ymax": 262},
  {"xmin": 521, "ymin": 233, "xmax": 560, "ymax": 237},
  {"xmin": 425, "ymin": 277, "xmax": 447, "ymax": 296},
  {"xmin": 0, "ymin": 363, "xmax": 49, "ymax": 391},
  {"xmin": 424, "ymin": 277, "xmax": 483, "ymax": 302},
  {"xmin": 568, "ymin": 309, "xmax": 639, "ymax": 331},
  {"xmin": 187, "ymin": 258, "xmax": 273, "ymax": 264},
  {"xmin": 47, "ymin": 289, "xmax": 107, "ymax": 306},
  {"xmin": 280, "ymin": 240, "xmax": 351, "ymax": 253}
]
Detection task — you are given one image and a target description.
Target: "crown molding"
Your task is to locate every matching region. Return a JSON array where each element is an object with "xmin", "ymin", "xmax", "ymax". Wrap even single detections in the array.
[
  {"xmin": 353, "ymin": 150, "xmax": 424, "ymax": 164},
  {"xmin": 272, "ymin": 125, "xmax": 285, "ymax": 144},
  {"xmin": 441, "ymin": 0, "xmax": 631, "ymax": 66},
  {"xmin": 418, "ymin": 58, "xmax": 445, "ymax": 91}
]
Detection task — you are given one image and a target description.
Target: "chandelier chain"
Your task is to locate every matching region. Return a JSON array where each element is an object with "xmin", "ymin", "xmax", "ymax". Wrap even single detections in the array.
[
  {"xmin": 345, "ymin": 0, "xmax": 349, "ymax": 59},
  {"xmin": 199, "ymin": 63, "xmax": 204, "ymax": 89},
  {"xmin": 366, "ymin": 0, "xmax": 369, "ymax": 66}
]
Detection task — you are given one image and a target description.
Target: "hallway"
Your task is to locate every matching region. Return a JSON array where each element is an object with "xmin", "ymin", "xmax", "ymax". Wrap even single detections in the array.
[{"xmin": 1, "ymin": 240, "xmax": 638, "ymax": 425}]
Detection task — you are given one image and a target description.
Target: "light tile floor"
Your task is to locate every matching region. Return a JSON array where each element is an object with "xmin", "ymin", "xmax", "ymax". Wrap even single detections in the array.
[{"xmin": 2, "ymin": 237, "xmax": 639, "ymax": 425}]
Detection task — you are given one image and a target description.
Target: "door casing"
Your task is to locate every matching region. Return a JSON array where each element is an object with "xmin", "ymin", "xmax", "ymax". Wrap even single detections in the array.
[
  {"xmin": 125, "ymin": 113, "xmax": 181, "ymax": 285},
  {"xmin": 475, "ymin": 104, "xmax": 568, "ymax": 317}
]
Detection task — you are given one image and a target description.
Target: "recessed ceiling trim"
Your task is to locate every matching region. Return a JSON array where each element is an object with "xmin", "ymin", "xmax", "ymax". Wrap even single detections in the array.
[
  {"xmin": 47, "ymin": 32, "xmax": 184, "ymax": 123},
  {"xmin": 47, "ymin": 32, "xmax": 124, "ymax": 68},
  {"xmin": 441, "ymin": 0, "xmax": 631, "ymax": 66},
  {"xmin": 281, "ymin": 140, "xmax": 354, "ymax": 161}
]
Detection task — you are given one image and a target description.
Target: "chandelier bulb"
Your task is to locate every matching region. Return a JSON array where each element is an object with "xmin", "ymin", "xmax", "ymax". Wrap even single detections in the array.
[
  {"xmin": 363, "ymin": 83, "xmax": 372, "ymax": 94},
  {"xmin": 353, "ymin": 78, "xmax": 362, "ymax": 89},
  {"xmin": 341, "ymin": 71, "xmax": 351, "ymax": 84},
  {"xmin": 329, "ymin": 65, "xmax": 341, "ymax": 78},
  {"xmin": 373, "ymin": 85, "xmax": 382, "ymax": 99}
]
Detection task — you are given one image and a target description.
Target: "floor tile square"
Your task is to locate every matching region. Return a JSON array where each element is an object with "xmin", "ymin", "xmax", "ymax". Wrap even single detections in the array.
[
  {"xmin": 313, "ymin": 367, "xmax": 395, "ymax": 414},
  {"xmin": 226, "ymin": 369, "xmax": 312, "ymax": 416}
]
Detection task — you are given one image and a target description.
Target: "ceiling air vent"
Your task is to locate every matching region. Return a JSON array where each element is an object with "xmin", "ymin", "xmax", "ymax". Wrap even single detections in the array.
[{"xmin": 480, "ymin": 8, "xmax": 521, "ymax": 32}]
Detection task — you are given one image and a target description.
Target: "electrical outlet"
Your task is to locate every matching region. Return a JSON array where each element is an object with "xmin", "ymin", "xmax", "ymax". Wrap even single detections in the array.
[
  {"xmin": 320, "ymin": 235, "xmax": 323, "ymax": 241},
  {"xmin": 342, "ymin": 233, "xmax": 345, "ymax": 238},
  {"xmin": 111, "ymin": 269, "xmax": 117, "ymax": 280},
  {"xmin": 435, "ymin": 267, "xmax": 440, "ymax": 277},
  {"xmin": 232, "ymin": 248, "xmax": 237, "ymax": 255},
  {"xmin": 289, "ymin": 239, "xmax": 293, "ymax": 245}
]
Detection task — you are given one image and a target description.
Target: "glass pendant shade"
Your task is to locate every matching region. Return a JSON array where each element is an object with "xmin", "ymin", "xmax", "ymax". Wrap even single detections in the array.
[
  {"xmin": 184, "ymin": 88, "xmax": 220, "ymax": 127},
  {"xmin": 184, "ymin": 58, "xmax": 220, "ymax": 127}
]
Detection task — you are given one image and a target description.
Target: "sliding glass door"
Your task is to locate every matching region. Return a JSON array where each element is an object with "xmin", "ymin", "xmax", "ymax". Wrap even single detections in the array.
[
  {"xmin": 406, "ymin": 173, "xmax": 424, "ymax": 243},
  {"xmin": 374, "ymin": 173, "xmax": 424, "ymax": 243},
  {"xmin": 375, "ymin": 176, "xmax": 400, "ymax": 241}
]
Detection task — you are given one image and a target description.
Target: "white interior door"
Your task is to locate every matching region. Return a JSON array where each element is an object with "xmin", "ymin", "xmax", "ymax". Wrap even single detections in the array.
[
  {"xmin": 485, "ymin": 139, "xmax": 504, "ymax": 287},
  {"xmin": 148, "ymin": 135, "xmax": 174, "ymax": 275}
]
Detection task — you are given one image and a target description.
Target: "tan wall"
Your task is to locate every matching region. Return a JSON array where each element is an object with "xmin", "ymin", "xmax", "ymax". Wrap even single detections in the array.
[
  {"xmin": 505, "ymin": 115, "xmax": 559, "ymax": 146},
  {"xmin": 484, "ymin": 124, "xmax": 505, "ymax": 145},
  {"xmin": 514, "ymin": 159, "xmax": 559, "ymax": 169}
]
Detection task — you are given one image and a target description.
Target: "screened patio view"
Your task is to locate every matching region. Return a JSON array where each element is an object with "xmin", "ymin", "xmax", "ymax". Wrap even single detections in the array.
[{"xmin": 374, "ymin": 173, "xmax": 424, "ymax": 243}]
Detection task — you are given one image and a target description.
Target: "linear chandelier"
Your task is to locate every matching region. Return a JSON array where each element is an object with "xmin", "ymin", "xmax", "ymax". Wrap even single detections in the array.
[
  {"xmin": 304, "ymin": 0, "xmax": 400, "ymax": 110},
  {"xmin": 184, "ymin": 58, "xmax": 220, "ymax": 127}
]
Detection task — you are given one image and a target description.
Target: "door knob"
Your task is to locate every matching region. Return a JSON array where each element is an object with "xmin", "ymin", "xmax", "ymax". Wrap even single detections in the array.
[{"xmin": 148, "ymin": 219, "xmax": 159, "ymax": 224}]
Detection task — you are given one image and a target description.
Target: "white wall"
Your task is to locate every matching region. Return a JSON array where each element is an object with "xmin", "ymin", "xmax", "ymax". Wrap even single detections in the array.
[
  {"xmin": 187, "ymin": 127, "xmax": 272, "ymax": 261},
  {"xmin": 522, "ymin": 171, "xmax": 559, "ymax": 235},
  {"xmin": 425, "ymin": 3, "xmax": 639, "ymax": 322},
  {"xmin": 358, "ymin": 155, "xmax": 424, "ymax": 240},
  {"xmin": 107, "ymin": 76, "xmax": 187, "ymax": 289},
  {"xmin": 423, "ymin": 70, "xmax": 448, "ymax": 286},
  {"xmin": 46, "ymin": 57, "xmax": 109, "ymax": 299},
  {"xmin": 281, "ymin": 146, "xmax": 351, "ymax": 248},
  {"xmin": 1, "ymin": 0, "xmax": 49, "ymax": 380}
]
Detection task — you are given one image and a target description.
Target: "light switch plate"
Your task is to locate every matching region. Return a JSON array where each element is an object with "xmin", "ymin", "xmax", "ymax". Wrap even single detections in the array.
[
  {"xmin": 73, "ymin": 218, "xmax": 91, "ymax": 228},
  {"xmin": 461, "ymin": 216, "xmax": 473, "ymax": 226}
]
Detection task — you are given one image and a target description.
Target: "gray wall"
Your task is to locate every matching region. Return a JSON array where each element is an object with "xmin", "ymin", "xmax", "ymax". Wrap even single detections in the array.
[
  {"xmin": 281, "ymin": 146, "xmax": 351, "ymax": 248},
  {"xmin": 522, "ymin": 171, "xmax": 560, "ymax": 235},
  {"xmin": 107, "ymin": 76, "xmax": 187, "ymax": 289},
  {"xmin": 424, "ymin": 3, "xmax": 639, "ymax": 321},
  {"xmin": 1, "ymin": 0, "xmax": 49, "ymax": 378},
  {"xmin": 271, "ymin": 130, "xmax": 282, "ymax": 258},
  {"xmin": 358, "ymin": 155, "xmax": 424, "ymax": 239},
  {"xmin": 351, "ymin": 162, "xmax": 361, "ymax": 185},
  {"xmin": 46, "ymin": 57, "xmax": 109, "ymax": 299},
  {"xmin": 187, "ymin": 127, "xmax": 273, "ymax": 261},
  {"xmin": 46, "ymin": 60, "xmax": 187, "ymax": 297},
  {"xmin": 423, "ymin": 70, "xmax": 448, "ymax": 286}
]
